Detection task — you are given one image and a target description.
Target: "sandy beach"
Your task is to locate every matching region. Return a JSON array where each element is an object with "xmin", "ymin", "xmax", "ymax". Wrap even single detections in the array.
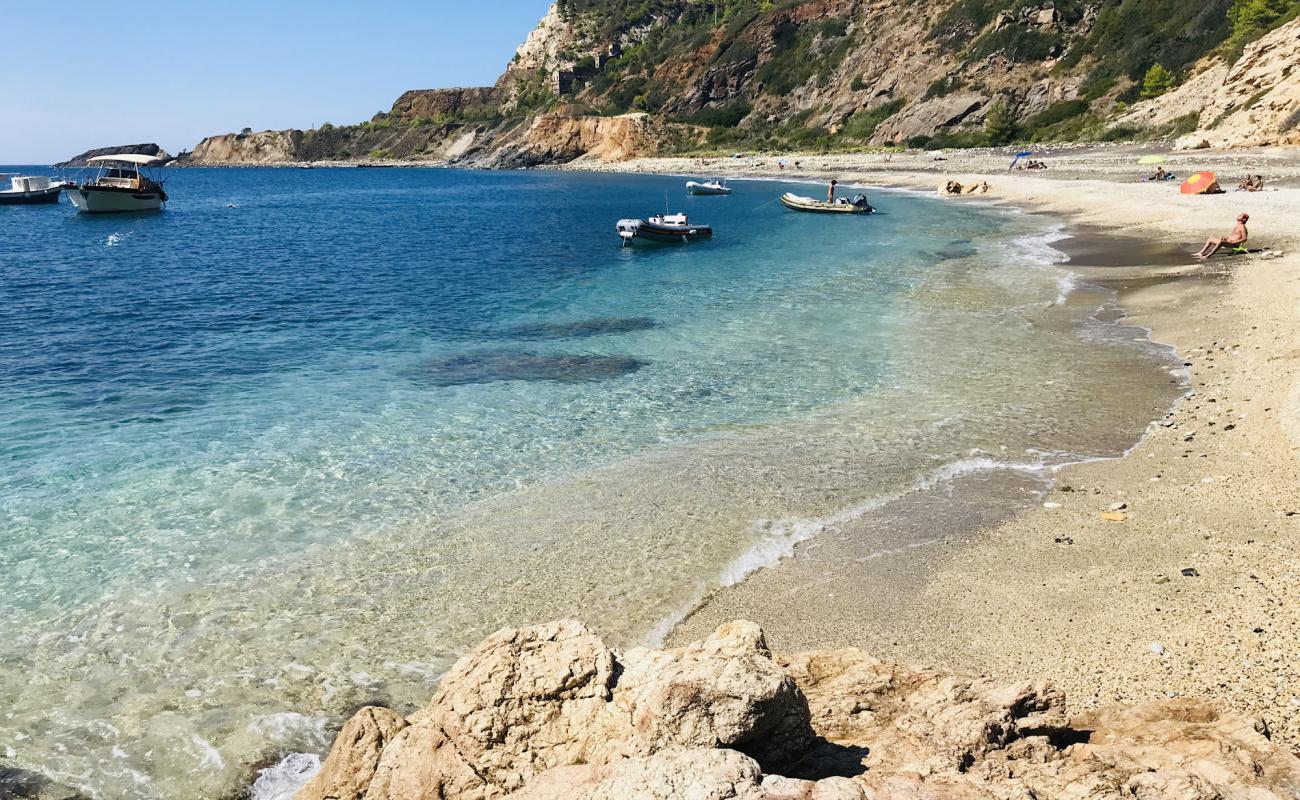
[{"xmin": 581, "ymin": 149, "xmax": 1300, "ymax": 748}]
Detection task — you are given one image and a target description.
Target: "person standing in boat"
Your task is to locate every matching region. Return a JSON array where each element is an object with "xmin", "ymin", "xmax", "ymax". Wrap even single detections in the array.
[{"xmin": 827, "ymin": 179, "xmax": 837, "ymax": 203}]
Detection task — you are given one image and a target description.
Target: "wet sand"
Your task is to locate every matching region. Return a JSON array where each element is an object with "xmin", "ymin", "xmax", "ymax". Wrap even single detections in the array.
[{"xmin": 659, "ymin": 162, "xmax": 1300, "ymax": 747}]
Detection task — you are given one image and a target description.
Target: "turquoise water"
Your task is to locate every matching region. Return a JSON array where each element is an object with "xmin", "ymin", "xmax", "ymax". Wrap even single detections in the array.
[{"xmin": 0, "ymin": 168, "xmax": 1179, "ymax": 798}]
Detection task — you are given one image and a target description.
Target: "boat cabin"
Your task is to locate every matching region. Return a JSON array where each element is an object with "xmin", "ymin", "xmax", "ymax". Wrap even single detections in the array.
[{"xmin": 82, "ymin": 154, "xmax": 165, "ymax": 193}]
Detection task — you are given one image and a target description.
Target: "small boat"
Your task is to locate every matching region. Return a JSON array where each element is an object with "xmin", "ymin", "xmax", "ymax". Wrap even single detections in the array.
[
  {"xmin": 66, "ymin": 154, "xmax": 168, "ymax": 214},
  {"xmin": 616, "ymin": 213, "xmax": 713, "ymax": 245},
  {"xmin": 780, "ymin": 192, "xmax": 873, "ymax": 214},
  {"xmin": 0, "ymin": 174, "xmax": 64, "ymax": 205},
  {"xmin": 686, "ymin": 179, "xmax": 732, "ymax": 196}
]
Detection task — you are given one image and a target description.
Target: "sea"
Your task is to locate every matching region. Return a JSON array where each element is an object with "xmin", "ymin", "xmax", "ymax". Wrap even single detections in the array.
[{"xmin": 0, "ymin": 166, "xmax": 1182, "ymax": 799}]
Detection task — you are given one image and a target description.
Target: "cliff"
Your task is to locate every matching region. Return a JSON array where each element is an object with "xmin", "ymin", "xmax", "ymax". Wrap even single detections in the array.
[
  {"xmin": 284, "ymin": 620, "xmax": 1300, "ymax": 800},
  {"xmin": 1116, "ymin": 16, "xmax": 1300, "ymax": 150},
  {"xmin": 56, "ymin": 143, "xmax": 172, "ymax": 168},
  {"xmin": 182, "ymin": 1, "xmax": 1300, "ymax": 167}
]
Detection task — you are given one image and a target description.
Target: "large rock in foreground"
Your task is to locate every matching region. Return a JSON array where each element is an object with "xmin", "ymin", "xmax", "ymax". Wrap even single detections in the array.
[{"xmin": 293, "ymin": 620, "xmax": 1300, "ymax": 800}]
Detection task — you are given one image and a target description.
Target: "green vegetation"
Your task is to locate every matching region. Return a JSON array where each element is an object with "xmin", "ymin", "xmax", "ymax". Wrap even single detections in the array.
[
  {"xmin": 1140, "ymin": 63, "xmax": 1176, "ymax": 98},
  {"xmin": 840, "ymin": 99, "xmax": 905, "ymax": 141},
  {"xmin": 983, "ymin": 97, "xmax": 1016, "ymax": 145},
  {"xmin": 682, "ymin": 101, "xmax": 753, "ymax": 127},
  {"xmin": 1223, "ymin": 0, "xmax": 1300, "ymax": 61}
]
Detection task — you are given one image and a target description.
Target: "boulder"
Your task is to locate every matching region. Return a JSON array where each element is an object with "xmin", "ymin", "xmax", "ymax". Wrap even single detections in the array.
[
  {"xmin": 297, "ymin": 620, "xmax": 813, "ymax": 800},
  {"xmin": 871, "ymin": 94, "xmax": 987, "ymax": 144},
  {"xmin": 290, "ymin": 621, "xmax": 1300, "ymax": 800},
  {"xmin": 295, "ymin": 707, "xmax": 407, "ymax": 800}
]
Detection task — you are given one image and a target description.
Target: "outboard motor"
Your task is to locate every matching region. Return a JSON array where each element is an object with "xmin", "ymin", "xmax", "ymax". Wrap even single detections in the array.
[{"xmin": 851, "ymin": 193, "xmax": 874, "ymax": 212}]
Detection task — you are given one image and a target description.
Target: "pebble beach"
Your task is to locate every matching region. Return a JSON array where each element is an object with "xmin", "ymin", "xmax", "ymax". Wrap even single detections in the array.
[{"xmin": 592, "ymin": 148, "xmax": 1300, "ymax": 748}]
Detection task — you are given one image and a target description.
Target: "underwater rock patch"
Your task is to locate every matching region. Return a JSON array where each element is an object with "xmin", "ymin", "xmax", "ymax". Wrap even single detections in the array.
[
  {"xmin": 502, "ymin": 317, "xmax": 659, "ymax": 339},
  {"xmin": 419, "ymin": 351, "xmax": 648, "ymax": 386}
]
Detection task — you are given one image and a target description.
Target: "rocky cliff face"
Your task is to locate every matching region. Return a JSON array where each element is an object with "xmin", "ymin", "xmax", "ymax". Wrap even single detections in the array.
[
  {"xmin": 1118, "ymin": 17, "xmax": 1300, "ymax": 149},
  {"xmin": 287, "ymin": 620, "xmax": 1300, "ymax": 800},
  {"xmin": 181, "ymin": 1, "xmax": 1300, "ymax": 167}
]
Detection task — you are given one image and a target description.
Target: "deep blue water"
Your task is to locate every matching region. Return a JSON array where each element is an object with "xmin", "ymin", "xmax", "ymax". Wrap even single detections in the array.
[{"xmin": 0, "ymin": 166, "xmax": 1179, "ymax": 799}]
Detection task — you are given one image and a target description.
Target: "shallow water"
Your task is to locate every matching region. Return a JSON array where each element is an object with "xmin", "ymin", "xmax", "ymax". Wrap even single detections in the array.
[{"xmin": 0, "ymin": 168, "xmax": 1180, "ymax": 798}]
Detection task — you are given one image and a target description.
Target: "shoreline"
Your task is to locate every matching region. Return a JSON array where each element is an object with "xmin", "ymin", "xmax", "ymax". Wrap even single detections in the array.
[{"xmin": 640, "ymin": 156, "xmax": 1300, "ymax": 746}]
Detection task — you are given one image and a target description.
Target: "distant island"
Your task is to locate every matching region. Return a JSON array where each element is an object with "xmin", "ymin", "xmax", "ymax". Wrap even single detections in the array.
[{"xmin": 56, "ymin": 143, "xmax": 173, "ymax": 169}]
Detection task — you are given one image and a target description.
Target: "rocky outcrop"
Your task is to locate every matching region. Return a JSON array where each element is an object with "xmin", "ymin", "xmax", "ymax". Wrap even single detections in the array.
[
  {"xmin": 289, "ymin": 620, "xmax": 1300, "ymax": 800},
  {"xmin": 183, "ymin": 129, "xmax": 304, "ymax": 165},
  {"xmin": 56, "ymin": 143, "xmax": 171, "ymax": 168},
  {"xmin": 474, "ymin": 112, "xmax": 703, "ymax": 169},
  {"xmin": 1118, "ymin": 17, "xmax": 1300, "ymax": 149},
  {"xmin": 386, "ymin": 88, "xmax": 499, "ymax": 122},
  {"xmin": 873, "ymin": 94, "xmax": 989, "ymax": 145}
]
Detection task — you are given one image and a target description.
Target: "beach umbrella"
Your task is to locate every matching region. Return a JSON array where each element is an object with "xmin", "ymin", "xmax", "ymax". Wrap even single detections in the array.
[
  {"xmin": 1180, "ymin": 171, "xmax": 1219, "ymax": 195},
  {"xmin": 1015, "ymin": 150, "xmax": 1034, "ymax": 158},
  {"xmin": 1139, "ymin": 155, "xmax": 1166, "ymax": 165}
]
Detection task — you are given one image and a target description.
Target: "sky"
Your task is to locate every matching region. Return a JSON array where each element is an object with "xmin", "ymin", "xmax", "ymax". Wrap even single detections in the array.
[{"xmin": 1, "ymin": 1, "xmax": 549, "ymax": 164}]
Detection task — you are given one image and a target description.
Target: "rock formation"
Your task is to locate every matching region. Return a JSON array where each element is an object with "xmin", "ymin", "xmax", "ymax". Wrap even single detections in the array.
[
  {"xmin": 181, "ymin": 2, "xmax": 1300, "ymax": 165},
  {"xmin": 55, "ymin": 143, "xmax": 172, "ymax": 168},
  {"xmin": 1117, "ymin": 17, "xmax": 1300, "ymax": 149},
  {"xmin": 289, "ymin": 620, "xmax": 1300, "ymax": 800}
]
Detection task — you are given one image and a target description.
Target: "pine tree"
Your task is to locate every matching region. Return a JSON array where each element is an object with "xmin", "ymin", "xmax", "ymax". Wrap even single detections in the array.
[
  {"xmin": 984, "ymin": 98, "xmax": 1017, "ymax": 145},
  {"xmin": 1141, "ymin": 63, "xmax": 1176, "ymax": 98}
]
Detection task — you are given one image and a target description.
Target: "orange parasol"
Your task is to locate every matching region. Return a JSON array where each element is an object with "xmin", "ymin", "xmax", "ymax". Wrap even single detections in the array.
[{"xmin": 1180, "ymin": 172, "xmax": 1219, "ymax": 195}]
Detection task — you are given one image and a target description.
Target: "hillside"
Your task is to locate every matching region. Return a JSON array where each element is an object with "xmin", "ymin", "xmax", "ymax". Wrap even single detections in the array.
[{"xmin": 178, "ymin": 0, "xmax": 1300, "ymax": 167}]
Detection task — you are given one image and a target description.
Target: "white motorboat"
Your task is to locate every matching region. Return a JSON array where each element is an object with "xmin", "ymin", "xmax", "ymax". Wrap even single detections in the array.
[
  {"xmin": 686, "ymin": 179, "xmax": 732, "ymax": 196},
  {"xmin": 66, "ymin": 154, "xmax": 168, "ymax": 213},
  {"xmin": 0, "ymin": 174, "xmax": 64, "ymax": 205}
]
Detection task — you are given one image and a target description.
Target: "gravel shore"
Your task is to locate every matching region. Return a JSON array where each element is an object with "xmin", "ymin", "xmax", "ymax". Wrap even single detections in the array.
[{"xmin": 631, "ymin": 148, "xmax": 1300, "ymax": 748}]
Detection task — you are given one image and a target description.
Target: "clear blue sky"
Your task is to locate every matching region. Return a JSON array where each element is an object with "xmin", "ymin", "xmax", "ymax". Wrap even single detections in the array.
[{"xmin": 2, "ymin": 1, "xmax": 550, "ymax": 164}]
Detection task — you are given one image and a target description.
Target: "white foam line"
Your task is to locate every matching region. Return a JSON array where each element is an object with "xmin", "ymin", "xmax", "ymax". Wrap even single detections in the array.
[{"xmin": 643, "ymin": 455, "xmax": 1052, "ymax": 648}]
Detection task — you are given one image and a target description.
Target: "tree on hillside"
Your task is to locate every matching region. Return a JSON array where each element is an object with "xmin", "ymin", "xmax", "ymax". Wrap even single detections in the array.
[
  {"xmin": 1224, "ymin": 0, "xmax": 1300, "ymax": 60},
  {"xmin": 984, "ymin": 97, "xmax": 1017, "ymax": 145},
  {"xmin": 1141, "ymin": 63, "xmax": 1176, "ymax": 98}
]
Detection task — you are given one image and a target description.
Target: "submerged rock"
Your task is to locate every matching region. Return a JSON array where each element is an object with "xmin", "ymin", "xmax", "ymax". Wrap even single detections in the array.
[
  {"xmin": 291, "ymin": 620, "xmax": 1300, "ymax": 800},
  {"xmin": 503, "ymin": 317, "xmax": 659, "ymax": 339},
  {"xmin": 418, "ymin": 351, "xmax": 647, "ymax": 386}
]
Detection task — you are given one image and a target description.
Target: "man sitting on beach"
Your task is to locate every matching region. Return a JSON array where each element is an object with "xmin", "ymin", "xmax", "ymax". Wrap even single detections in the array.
[
  {"xmin": 1192, "ymin": 213, "xmax": 1249, "ymax": 260},
  {"xmin": 1148, "ymin": 166, "xmax": 1168, "ymax": 181}
]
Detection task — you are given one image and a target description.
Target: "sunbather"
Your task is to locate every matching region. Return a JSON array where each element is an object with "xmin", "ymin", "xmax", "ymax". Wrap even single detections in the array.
[
  {"xmin": 1192, "ymin": 213, "xmax": 1249, "ymax": 260},
  {"xmin": 1237, "ymin": 174, "xmax": 1264, "ymax": 192},
  {"xmin": 1148, "ymin": 166, "xmax": 1167, "ymax": 181}
]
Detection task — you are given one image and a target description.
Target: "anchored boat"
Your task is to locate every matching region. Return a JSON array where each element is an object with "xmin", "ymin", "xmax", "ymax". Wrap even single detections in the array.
[
  {"xmin": 686, "ymin": 179, "xmax": 732, "ymax": 196},
  {"xmin": 616, "ymin": 213, "xmax": 713, "ymax": 245},
  {"xmin": 66, "ymin": 155, "xmax": 168, "ymax": 214},
  {"xmin": 0, "ymin": 174, "xmax": 64, "ymax": 205},
  {"xmin": 780, "ymin": 192, "xmax": 873, "ymax": 214}
]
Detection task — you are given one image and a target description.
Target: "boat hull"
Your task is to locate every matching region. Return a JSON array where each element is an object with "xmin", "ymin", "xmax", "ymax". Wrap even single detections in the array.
[
  {"xmin": 67, "ymin": 185, "xmax": 164, "ymax": 214},
  {"xmin": 780, "ymin": 193, "xmax": 871, "ymax": 214},
  {"xmin": 0, "ymin": 185, "xmax": 63, "ymax": 205},
  {"xmin": 633, "ymin": 220, "xmax": 712, "ymax": 242},
  {"xmin": 686, "ymin": 182, "xmax": 731, "ymax": 196}
]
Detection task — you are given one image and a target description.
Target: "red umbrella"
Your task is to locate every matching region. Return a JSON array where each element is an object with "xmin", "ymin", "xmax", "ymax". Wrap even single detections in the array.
[{"xmin": 1180, "ymin": 172, "xmax": 1220, "ymax": 195}]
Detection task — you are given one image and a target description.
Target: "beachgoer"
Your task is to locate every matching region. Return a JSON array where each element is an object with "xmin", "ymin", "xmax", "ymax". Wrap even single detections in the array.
[
  {"xmin": 827, "ymin": 179, "xmax": 837, "ymax": 203},
  {"xmin": 1238, "ymin": 174, "xmax": 1264, "ymax": 192},
  {"xmin": 1149, "ymin": 166, "xmax": 1167, "ymax": 181},
  {"xmin": 1192, "ymin": 213, "xmax": 1249, "ymax": 260}
]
